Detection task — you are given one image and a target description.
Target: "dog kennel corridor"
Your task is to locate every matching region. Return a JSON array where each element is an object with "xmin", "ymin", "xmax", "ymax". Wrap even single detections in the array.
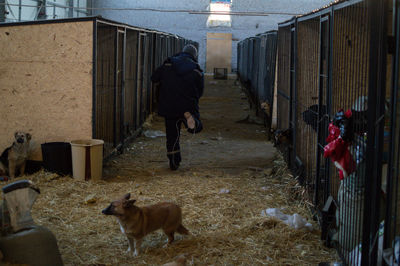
[
  {"xmin": 103, "ymin": 76, "xmax": 276, "ymax": 177},
  {"xmin": 1, "ymin": 0, "xmax": 399, "ymax": 265},
  {"xmin": 22, "ymin": 77, "xmax": 338, "ymax": 265}
]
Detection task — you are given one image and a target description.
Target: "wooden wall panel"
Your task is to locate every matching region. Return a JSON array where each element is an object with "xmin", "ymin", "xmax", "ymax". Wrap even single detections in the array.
[
  {"xmin": 0, "ymin": 21, "xmax": 93, "ymax": 160},
  {"xmin": 206, "ymin": 32, "xmax": 232, "ymax": 73}
]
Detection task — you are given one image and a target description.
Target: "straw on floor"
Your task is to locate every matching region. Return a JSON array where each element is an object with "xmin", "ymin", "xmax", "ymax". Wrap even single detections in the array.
[{"xmin": 0, "ymin": 153, "xmax": 339, "ymax": 265}]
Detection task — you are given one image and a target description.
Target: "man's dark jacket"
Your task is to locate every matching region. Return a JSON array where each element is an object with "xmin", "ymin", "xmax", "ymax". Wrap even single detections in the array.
[{"xmin": 151, "ymin": 52, "xmax": 204, "ymax": 118}]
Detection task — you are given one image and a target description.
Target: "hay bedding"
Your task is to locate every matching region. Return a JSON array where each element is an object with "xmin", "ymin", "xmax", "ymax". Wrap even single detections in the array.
[{"xmin": 0, "ymin": 154, "xmax": 338, "ymax": 265}]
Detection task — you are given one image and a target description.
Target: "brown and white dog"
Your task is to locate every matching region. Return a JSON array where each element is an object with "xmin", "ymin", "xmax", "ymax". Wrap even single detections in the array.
[
  {"xmin": 102, "ymin": 193, "xmax": 189, "ymax": 256},
  {"xmin": 0, "ymin": 132, "xmax": 32, "ymax": 178}
]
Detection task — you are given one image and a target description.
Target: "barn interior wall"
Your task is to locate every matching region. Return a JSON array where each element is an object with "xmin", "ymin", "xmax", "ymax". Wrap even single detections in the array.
[
  {"xmin": 92, "ymin": 0, "xmax": 332, "ymax": 72},
  {"xmin": 0, "ymin": 21, "xmax": 94, "ymax": 160},
  {"xmin": 206, "ymin": 32, "xmax": 232, "ymax": 73}
]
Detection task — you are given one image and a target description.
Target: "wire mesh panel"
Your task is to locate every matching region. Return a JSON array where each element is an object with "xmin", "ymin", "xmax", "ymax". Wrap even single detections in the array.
[
  {"xmin": 124, "ymin": 29, "xmax": 138, "ymax": 133},
  {"xmin": 139, "ymin": 33, "xmax": 150, "ymax": 126},
  {"xmin": 385, "ymin": 51, "xmax": 400, "ymax": 266},
  {"xmin": 176, "ymin": 37, "xmax": 180, "ymax": 54},
  {"xmin": 242, "ymin": 40, "xmax": 247, "ymax": 81},
  {"xmin": 167, "ymin": 36, "xmax": 173, "ymax": 57},
  {"xmin": 247, "ymin": 38, "xmax": 254, "ymax": 86},
  {"xmin": 115, "ymin": 30, "xmax": 125, "ymax": 147},
  {"xmin": 384, "ymin": 70, "xmax": 400, "ymax": 265},
  {"xmin": 257, "ymin": 35, "xmax": 267, "ymax": 103},
  {"xmin": 240, "ymin": 40, "xmax": 246, "ymax": 81},
  {"xmin": 152, "ymin": 33, "xmax": 161, "ymax": 112},
  {"xmin": 155, "ymin": 34, "xmax": 162, "ymax": 68},
  {"xmin": 295, "ymin": 18, "xmax": 320, "ymax": 194},
  {"xmin": 173, "ymin": 37, "xmax": 177, "ymax": 54},
  {"xmin": 243, "ymin": 39, "xmax": 250, "ymax": 82},
  {"xmin": 93, "ymin": 20, "xmax": 195, "ymax": 158},
  {"xmin": 165, "ymin": 36, "xmax": 170, "ymax": 58},
  {"xmin": 171, "ymin": 37, "xmax": 175, "ymax": 55},
  {"xmin": 263, "ymin": 32, "xmax": 278, "ymax": 106},
  {"xmin": 315, "ymin": 16, "xmax": 330, "ymax": 202},
  {"xmin": 159, "ymin": 36, "xmax": 166, "ymax": 63},
  {"xmin": 380, "ymin": 1, "xmax": 400, "ymax": 265},
  {"xmin": 238, "ymin": 32, "xmax": 277, "ymax": 131},
  {"xmin": 251, "ymin": 37, "xmax": 260, "ymax": 100},
  {"xmin": 329, "ymin": 2, "xmax": 370, "ymax": 264},
  {"xmin": 277, "ymin": 25, "xmax": 291, "ymax": 130},
  {"xmin": 179, "ymin": 38, "xmax": 184, "ymax": 52},
  {"xmin": 146, "ymin": 33, "xmax": 154, "ymax": 114},
  {"xmin": 95, "ymin": 23, "xmax": 117, "ymax": 156},
  {"xmin": 289, "ymin": 27, "xmax": 296, "ymax": 136},
  {"xmin": 237, "ymin": 42, "xmax": 241, "ymax": 76},
  {"xmin": 143, "ymin": 35, "xmax": 150, "ymax": 121},
  {"xmin": 239, "ymin": 41, "xmax": 243, "ymax": 78}
]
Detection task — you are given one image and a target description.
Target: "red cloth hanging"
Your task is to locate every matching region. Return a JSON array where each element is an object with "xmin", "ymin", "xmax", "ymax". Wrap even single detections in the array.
[{"xmin": 324, "ymin": 121, "xmax": 356, "ymax": 180}]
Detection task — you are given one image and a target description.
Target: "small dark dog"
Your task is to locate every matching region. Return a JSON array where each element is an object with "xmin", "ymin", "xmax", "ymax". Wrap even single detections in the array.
[
  {"xmin": 302, "ymin": 104, "xmax": 328, "ymax": 132},
  {"xmin": 0, "ymin": 132, "xmax": 32, "ymax": 178},
  {"xmin": 260, "ymin": 102, "xmax": 271, "ymax": 118},
  {"xmin": 272, "ymin": 128, "xmax": 292, "ymax": 147},
  {"xmin": 102, "ymin": 193, "xmax": 189, "ymax": 256}
]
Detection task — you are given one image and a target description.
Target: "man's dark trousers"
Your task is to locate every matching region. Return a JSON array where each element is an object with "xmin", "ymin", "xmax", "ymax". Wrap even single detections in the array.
[{"xmin": 165, "ymin": 114, "xmax": 203, "ymax": 168}]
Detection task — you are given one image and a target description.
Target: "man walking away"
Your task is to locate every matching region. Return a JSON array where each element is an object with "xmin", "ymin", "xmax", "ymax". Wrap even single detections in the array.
[{"xmin": 151, "ymin": 44, "xmax": 204, "ymax": 170}]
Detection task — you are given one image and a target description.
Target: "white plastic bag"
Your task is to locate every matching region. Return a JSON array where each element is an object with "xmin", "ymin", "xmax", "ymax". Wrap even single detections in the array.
[
  {"xmin": 285, "ymin": 213, "xmax": 313, "ymax": 230},
  {"xmin": 143, "ymin": 130, "xmax": 166, "ymax": 138},
  {"xmin": 219, "ymin": 188, "xmax": 230, "ymax": 194},
  {"xmin": 261, "ymin": 208, "xmax": 288, "ymax": 221},
  {"xmin": 261, "ymin": 208, "xmax": 313, "ymax": 230}
]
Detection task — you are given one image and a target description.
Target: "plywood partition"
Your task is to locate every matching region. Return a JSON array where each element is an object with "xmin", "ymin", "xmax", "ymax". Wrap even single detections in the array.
[
  {"xmin": 0, "ymin": 21, "xmax": 93, "ymax": 160},
  {"xmin": 206, "ymin": 32, "xmax": 232, "ymax": 73},
  {"xmin": 96, "ymin": 23, "xmax": 117, "ymax": 155}
]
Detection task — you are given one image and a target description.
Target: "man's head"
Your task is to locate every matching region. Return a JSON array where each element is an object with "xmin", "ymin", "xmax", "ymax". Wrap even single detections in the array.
[{"xmin": 183, "ymin": 44, "xmax": 198, "ymax": 59}]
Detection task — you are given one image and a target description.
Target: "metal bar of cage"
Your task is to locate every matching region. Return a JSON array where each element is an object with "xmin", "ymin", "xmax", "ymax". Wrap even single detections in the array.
[
  {"xmin": 289, "ymin": 24, "xmax": 297, "ymax": 172},
  {"xmin": 384, "ymin": 0, "xmax": 400, "ymax": 259},
  {"xmin": 92, "ymin": 18, "xmax": 97, "ymax": 139},
  {"xmin": 362, "ymin": 0, "xmax": 388, "ymax": 264},
  {"xmin": 113, "ymin": 27, "xmax": 118, "ymax": 148},
  {"xmin": 120, "ymin": 28, "xmax": 126, "ymax": 144}
]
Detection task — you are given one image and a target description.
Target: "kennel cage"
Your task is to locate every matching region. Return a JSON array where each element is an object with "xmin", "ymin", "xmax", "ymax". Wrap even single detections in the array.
[
  {"xmin": 0, "ymin": 16, "xmax": 193, "ymax": 160},
  {"xmin": 237, "ymin": 31, "xmax": 277, "ymax": 131},
  {"xmin": 273, "ymin": 0, "xmax": 398, "ymax": 264}
]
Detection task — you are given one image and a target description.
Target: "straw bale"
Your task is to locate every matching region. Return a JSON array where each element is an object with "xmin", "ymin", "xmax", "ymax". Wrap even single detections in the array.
[{"xmin": 0, "ymin": 151, "xmax": 338, "ymax": 265}]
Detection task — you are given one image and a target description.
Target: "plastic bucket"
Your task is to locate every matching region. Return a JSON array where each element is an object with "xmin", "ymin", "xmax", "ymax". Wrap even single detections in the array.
[
  {"xmin": 70, "ymin": 139, "xmax": 104, "ymax": 181},
  {"xmin": 41, "ymin": 142, "xmax": 72, "ymax": 176}
]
